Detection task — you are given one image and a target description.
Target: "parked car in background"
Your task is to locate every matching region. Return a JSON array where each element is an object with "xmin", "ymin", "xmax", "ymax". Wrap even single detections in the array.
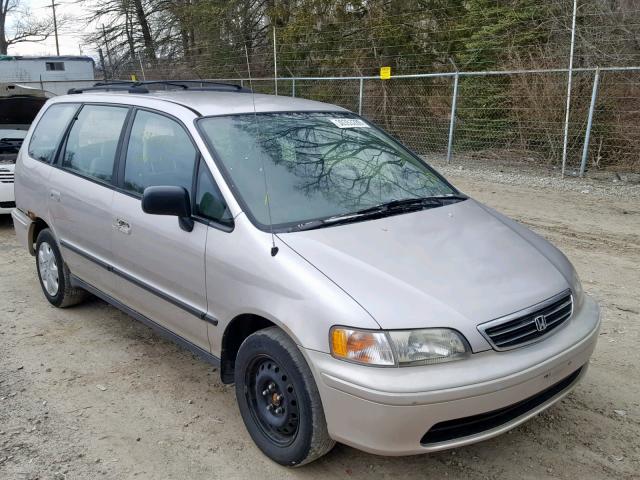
[
  {"xmin": 12, "ymin": 82, "xmax": 600, "ymax": 466},
  {"xmin": 0, "ymin": 83, "xmax": 51, "ymax": 214}
]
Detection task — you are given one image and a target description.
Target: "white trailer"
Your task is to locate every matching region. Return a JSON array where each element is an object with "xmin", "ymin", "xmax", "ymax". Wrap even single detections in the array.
[{"xmin": 0, "ymin": 56, "xmax": 95, "ymax": 96}]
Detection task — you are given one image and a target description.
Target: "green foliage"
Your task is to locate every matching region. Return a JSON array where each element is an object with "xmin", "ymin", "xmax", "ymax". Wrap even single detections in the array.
[
  {"xmin": 457, "ymin": 0, "xmax": 548, "ymax": 70},
  {"xmin": 454, "ymin": 0, "xmax": 550, "ymax": 150}
]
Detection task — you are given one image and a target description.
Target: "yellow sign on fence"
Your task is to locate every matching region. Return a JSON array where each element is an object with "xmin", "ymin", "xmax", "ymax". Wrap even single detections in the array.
[{"xmin": 380, "ymin": 66, "xmax": 391, "ymax": 80}]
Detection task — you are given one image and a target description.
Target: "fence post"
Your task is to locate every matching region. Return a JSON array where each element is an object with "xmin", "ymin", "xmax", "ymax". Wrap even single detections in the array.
[
  {"xmin": 273, "ymin": 26, "xmax": 278, "ymax": 95},
  {"xmin": 358, "ymin": 77, "xmax": 364, "ymax": 116},
  {"xmin": 446, "ymin": 73, "xmax": 460, "ymax": 163},
  {"xmin": 561, "ymin": 0, "xmax": 578, "ymax": 177},
  {"xmin": 580, "ymin": 68, "xmax": 600, "ymax": 177},
  {"xmin": 240, "ymin": 79, "xmax": 244, "ymax": 88},
  {"xmin": 292, "ymin": 78, "xmax": 296, "ymax": 97}
]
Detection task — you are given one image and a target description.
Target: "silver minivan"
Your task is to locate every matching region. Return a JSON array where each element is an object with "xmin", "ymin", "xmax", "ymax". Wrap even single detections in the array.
[{"xmin": 12, "ymin": 81, "xmax": 600, "ymax": 466}]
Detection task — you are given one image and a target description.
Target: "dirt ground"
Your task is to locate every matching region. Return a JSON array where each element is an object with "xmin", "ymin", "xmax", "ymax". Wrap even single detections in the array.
[{"xmin": 1, "ymin": 171, "xmax": 639, "ymax": 480}]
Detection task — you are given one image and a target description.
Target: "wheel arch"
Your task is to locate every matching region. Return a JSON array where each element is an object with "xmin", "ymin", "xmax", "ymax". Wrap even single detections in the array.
[
  {"xmin": 29, "ymin": 217, "xmax": 50, "ymax": 255},
  {"xmin": 221, "ymin": 313, "xmax": 303, "ymax": 384}
]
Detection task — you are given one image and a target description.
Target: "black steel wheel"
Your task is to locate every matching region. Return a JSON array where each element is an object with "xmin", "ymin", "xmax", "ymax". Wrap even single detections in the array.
[
  {"xmin": 245, "ymin": 355, "xmax": 300, "ymax": 446},
  {"xmin": 235, "ymin": 327, "xmax": 335, "ymax": 466}
]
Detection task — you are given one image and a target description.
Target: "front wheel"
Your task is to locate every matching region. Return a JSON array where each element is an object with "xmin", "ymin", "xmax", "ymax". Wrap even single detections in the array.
[{"xmin": 235, "ymin": 327, "xmax": 335, "ymax": 466}]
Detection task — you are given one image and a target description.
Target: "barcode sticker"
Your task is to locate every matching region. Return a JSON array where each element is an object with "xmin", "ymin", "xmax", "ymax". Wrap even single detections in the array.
[{"xmin": 329, "ymin": 118, "xmax": 370, "ymax": 129}]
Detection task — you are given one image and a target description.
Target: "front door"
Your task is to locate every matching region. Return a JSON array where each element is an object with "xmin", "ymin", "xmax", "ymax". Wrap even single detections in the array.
[{"xmin": 110, "ymin": 109, "xmax": 210, "ymax": 351}]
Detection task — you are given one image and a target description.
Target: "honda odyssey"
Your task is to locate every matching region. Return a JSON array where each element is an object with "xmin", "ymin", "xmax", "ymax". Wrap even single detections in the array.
[{"xmin": 12, "ymin": 81, "xmax": 600, "ymax": 466}]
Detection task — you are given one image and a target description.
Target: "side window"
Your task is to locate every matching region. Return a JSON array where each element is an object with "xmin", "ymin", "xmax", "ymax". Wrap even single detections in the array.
[
  {"xmin": 123, "ymin": 110, "xmax": 196, "ymax": 195},
  {"xmin": 61, "ymin": 105, "xmax": 128, "ymax": 182},
  {"xmin": 45, "ymin": 62, "xmax": 65, "ymax": 71},
  {"xmin": 195, "ymin": 161, "xmax": 233, "ymax": 226},
  {"xmin": 28, "ymin": 103, "xmax": 79, "ymax": 163}
]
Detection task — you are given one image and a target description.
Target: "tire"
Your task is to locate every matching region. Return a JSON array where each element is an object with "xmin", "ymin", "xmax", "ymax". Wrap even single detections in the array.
[
  {"xmin": 235, "ymin": 327, "xmax": 335, "ymax": 466},
  {"xmin": 35, "ymin": 229, "xmax": 87, "ymax": 308}
]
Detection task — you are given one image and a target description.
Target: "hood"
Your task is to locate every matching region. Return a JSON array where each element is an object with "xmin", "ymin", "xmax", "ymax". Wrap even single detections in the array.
[
  {"xmin": 279, "ymin": 199, "xmax": 570, "ymax": 352},
  {"xmin": 0, "ymin": 94, "xmax": 48, "ymax": 127}
]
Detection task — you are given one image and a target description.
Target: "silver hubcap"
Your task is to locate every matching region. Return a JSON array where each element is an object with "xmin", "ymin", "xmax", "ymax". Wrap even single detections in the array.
[{"xmin": 38, "ymin": 242, "xmax": 59, "ymax": 296}]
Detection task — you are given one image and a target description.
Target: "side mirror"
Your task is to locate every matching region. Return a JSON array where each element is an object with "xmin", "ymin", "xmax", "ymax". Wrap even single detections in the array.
[{"xmin": 141, "ymin": 186, "xmax": 194, "ymax": 232}]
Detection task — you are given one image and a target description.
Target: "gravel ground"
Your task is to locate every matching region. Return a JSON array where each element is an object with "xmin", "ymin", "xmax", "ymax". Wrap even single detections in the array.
[
  {"xmin": 1, "ymin": 171, "xmax": 639, "ymax": 480},
  {"xmin": 429, "ymin": 156, "xmax": 640, "ymax": 200}
]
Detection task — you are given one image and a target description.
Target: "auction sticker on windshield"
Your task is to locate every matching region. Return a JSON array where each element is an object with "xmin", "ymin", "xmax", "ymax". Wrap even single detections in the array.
[{"xmin": 329, "ymin": 118, "xmax": 370, "ymax": 129}]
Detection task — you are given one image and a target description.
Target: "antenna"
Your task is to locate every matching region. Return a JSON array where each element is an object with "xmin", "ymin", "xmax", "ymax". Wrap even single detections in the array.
[{"xmin": 244, "ymin": 45, "xmax": 279, "ymax": 257}]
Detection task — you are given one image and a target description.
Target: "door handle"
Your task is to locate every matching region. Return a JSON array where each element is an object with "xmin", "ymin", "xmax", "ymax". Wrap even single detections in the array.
[
  {"xmin": 114, "ymin": 218, "xmax": 131, "ymax": 235},
  {"xmin": 49, "ymin": 190, "xmax": 61, "ymax": 202}
]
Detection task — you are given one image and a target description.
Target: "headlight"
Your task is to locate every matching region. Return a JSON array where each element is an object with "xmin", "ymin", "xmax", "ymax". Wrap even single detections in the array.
[
  {"xmin": 388, "ymin": 329, "xmax": 470, "ymax": 366},
  {"xmin": 571, "ymin": 269, "xmax": 584, "ymax": 309},
  {"xmin": 330, "ymin": 327, "xmax": 469, "ymax": 367}
]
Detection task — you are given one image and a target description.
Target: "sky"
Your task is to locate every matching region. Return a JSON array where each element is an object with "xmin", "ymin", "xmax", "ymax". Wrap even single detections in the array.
[{"xmin": 8, "ymin": 0, "xmax": 95, "ymax": 58}]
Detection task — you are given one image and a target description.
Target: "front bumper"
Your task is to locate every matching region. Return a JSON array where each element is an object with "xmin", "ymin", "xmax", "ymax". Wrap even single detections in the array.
[
  {"xmin": 0, "ymin": 177, "xmax": 14, "ymax": 213},
  {"xmin": 11, "ymin": 208, "xmax": 34, "ymax": 254},
  {"xmin": 305, "ymin": 294, "xmax": 600, "ymax": 455}
]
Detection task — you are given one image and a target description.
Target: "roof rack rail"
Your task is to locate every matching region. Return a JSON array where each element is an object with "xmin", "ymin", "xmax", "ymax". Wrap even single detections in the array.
[
  {"xmin": 67, "ymin": 83, "xmax": 149, "ymax": 94},
  {"xmin": 67, "ymin": 80, "xmax": 251, "ymax": 95}
]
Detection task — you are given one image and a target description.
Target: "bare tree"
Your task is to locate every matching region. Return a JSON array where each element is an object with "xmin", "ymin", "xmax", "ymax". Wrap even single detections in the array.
[{"xmin": 0, "ymin": 0, "xmax": 56, "ymax": 54}]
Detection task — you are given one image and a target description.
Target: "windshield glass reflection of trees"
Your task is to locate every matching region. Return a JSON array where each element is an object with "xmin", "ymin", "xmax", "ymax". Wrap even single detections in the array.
[{"xmin": 199, "ymin": 113, "xmax": 454, "ymax": 228}]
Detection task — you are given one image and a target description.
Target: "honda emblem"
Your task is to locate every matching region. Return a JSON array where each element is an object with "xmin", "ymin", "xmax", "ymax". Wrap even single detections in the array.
[{"xmin": 534, "ymin": 315, "xmax": 547, "ymax": 332}]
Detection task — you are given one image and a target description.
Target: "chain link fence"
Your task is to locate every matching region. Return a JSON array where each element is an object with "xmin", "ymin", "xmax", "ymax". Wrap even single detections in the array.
[
  {"xmin": 12, "ymin": 65, "xmax": 639, "ymax": 178},
  {"xmin": 170, "ymin": 67, "xmax": 636, "ymax": 177}
]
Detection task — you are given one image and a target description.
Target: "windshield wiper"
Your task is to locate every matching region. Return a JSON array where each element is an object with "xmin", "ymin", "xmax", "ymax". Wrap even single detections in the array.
[
  {"xmin": 293, "ymin": 194, "xmax": 467, "ymax": 231},
  {"xmin": 354, "ymin": 194, "xmax": 466, "ymax": 215}
]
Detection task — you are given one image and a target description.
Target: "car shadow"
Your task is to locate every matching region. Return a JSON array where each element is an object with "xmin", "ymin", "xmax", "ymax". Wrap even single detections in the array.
[
  {"xmin": 65, "ymin": 293, "xmax": 572, "ymax": 478},
  {"xmin": 0, "ymin": 213, "xmax": 14, "ymax": 231}
]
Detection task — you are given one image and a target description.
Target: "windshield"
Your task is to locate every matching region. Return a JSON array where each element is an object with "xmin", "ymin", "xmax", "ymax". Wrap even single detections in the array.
[
  {"xmin": 0, "ymin": 129, "xmax": 27, "ymax": 157},
  {"xmin": 0, "ymin": 129, "xmax": 27, "ymax": 138},
  {"xmin": 198, "ymin": 112, "xmax": 456, "ymax": 230}
]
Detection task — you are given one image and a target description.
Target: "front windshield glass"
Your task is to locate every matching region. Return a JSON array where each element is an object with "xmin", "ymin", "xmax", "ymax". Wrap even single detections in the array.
[{"xmin": 198, "ymin": 112, "xmax": 456, "ymax": 229}]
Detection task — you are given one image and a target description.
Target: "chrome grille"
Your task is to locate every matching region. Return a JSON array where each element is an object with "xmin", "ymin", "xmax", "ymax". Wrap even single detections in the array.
[
  {"xmin": 0, "ymin": 169, "xmax": 14, "ymax": 184},
  {"xmin": 478, "ymin": 290, "xmax": 573, "ymax": 351}
]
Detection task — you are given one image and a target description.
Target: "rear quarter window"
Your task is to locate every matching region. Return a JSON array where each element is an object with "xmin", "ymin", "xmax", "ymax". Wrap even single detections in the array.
[{"xmin": 28, "ymin": 103, "xmax": 79, "ymax": 163}]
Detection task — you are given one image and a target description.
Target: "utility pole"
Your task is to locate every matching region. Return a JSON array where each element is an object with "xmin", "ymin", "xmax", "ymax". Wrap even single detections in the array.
[
  {"xmin": 102, "ymin": 24, "xmax": 114, "ymax": 79},
  {"xmin": 98, "ymin": 48, "xmax": 108, "ymax": 82},
  {"xmin": 46, "ymin": 0, "xmax": 60, "ymax": 55}
]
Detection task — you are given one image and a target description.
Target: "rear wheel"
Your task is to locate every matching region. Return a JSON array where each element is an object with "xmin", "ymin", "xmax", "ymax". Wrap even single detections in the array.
[
  {"xmin": 36, "ymin": 229, "xmax": 86, "ymax": 307},
  {"xmin": 235, "ymin": 327, "xmax": 335, "ymax": 466}
]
